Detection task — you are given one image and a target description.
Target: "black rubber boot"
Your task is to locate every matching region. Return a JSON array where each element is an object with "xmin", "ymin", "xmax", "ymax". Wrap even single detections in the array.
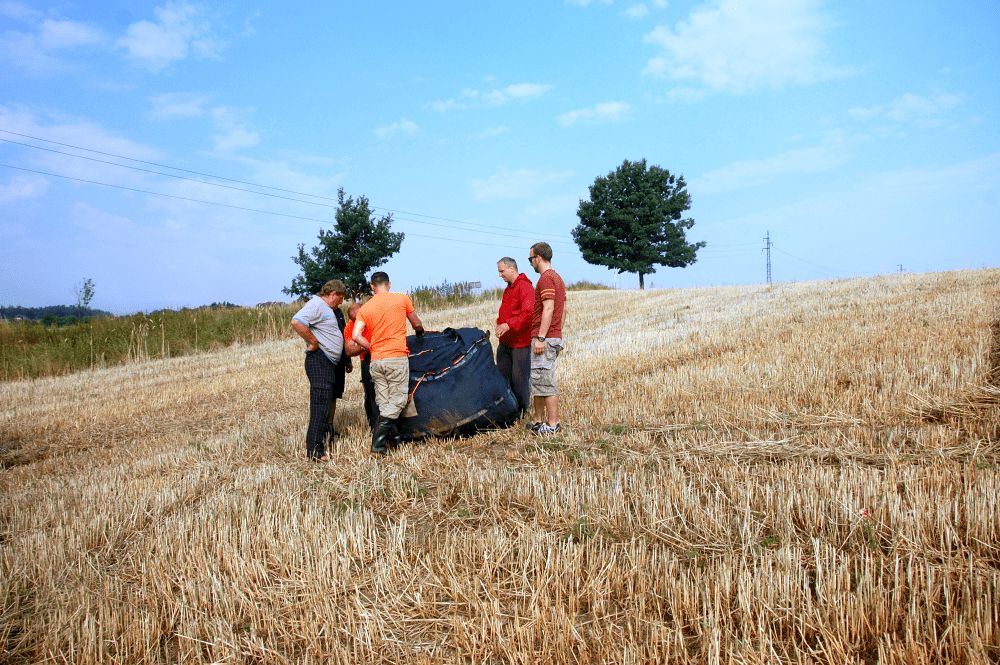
[
  {"xmin": 371, "ymin": 417, "xmax": 394, "ymax": 455},
  {"xmin": 389, "ymin": 420, "xmax": 403, "ymax": 448}
]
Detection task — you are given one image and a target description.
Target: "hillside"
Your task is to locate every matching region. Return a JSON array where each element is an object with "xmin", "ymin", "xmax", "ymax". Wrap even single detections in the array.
[{"xmin": 2, "ymin": 269, "xmax": 998, "ymax": 664}]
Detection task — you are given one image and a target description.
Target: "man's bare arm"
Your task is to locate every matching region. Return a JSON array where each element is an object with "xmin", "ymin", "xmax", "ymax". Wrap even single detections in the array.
[{"xmin": 291, "ymin": 320, "xmax": 319, "ymax": 351}]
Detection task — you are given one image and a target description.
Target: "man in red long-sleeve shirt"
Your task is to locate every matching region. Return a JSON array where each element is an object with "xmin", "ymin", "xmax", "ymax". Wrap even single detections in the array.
[{"xmin": 495, "ymin": 256, "xmax": 534, "ymax": 416}]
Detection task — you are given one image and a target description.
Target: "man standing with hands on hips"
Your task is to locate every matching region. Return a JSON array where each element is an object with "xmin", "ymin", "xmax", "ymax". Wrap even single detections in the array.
[
  {"xmin": 526, "ymin": 242, "xmax": 566, "ymax": 435},
  {"xmin": 290, "ymin": 279, "xmax": 346, "ymax": 461}
]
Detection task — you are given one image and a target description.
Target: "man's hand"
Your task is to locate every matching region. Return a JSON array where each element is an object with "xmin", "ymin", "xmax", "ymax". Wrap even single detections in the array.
[
  {"xmin": 307, "ymin": 341, "xmax": 319, "ymax": 352},
  {"xmin": 533, "ymin": 338, "xmax": 545, "ymax": 355},
  {"xmin": 496, "ymin": 323, "xmax": 510, "ymax": 337},
  {"xmin": 415, "ymin": 325, "xmax": 425, "ymax": 337}
]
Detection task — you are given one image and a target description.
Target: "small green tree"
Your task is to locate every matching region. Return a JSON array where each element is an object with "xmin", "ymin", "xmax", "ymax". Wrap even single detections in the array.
[
  {"xmin": 574, "ymin": 159, "xmax": 705, "ymax": 289},
  {"xmin": 283, "ymin": 188, "xmax": 404, "ymax": 299},
  {"xmin": 75, "ymin": 278, "xmax": 95, "ymax": 309}
]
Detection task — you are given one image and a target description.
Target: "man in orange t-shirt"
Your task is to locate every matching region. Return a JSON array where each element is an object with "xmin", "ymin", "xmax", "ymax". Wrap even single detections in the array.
[{"xmin": 353, "ymin": 271, "xmax": 424, "ymax": 454}]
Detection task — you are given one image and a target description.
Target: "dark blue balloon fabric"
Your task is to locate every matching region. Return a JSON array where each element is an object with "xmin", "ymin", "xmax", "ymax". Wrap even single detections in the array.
[{"xmin": 398, "ymin": 327, "xmax": 519, "ymax": 440}]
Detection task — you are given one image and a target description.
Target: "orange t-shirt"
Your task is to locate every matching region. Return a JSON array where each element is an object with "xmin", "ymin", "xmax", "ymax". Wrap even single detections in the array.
[{"xmin": 357, "ymin": 292, "xmax": 414, "ymax": 360}]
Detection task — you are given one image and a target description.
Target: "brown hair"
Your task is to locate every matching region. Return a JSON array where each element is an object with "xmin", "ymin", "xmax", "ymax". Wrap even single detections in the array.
[
  {"xmin": 319, "ymin": 279, "xmax": 346, "ymax": 296},
  {"xmin": 530, "ymin": 242, "xmax": 552, "ymax": 261}
]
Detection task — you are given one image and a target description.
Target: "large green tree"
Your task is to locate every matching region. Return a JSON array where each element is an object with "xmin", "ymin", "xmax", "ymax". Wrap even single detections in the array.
[
  {"xmin": 284, "ymin": 189, "xmax": 404, "ymax": 299},
  {"xmin": 573, "ymin": 159, "xmax": 705, "ymax": 289}
]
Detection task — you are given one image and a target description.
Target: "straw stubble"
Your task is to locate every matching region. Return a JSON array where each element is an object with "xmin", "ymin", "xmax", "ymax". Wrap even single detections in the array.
[{"xmin": 2, "ymin": 269, "xmax": 998, "ymax": 664}]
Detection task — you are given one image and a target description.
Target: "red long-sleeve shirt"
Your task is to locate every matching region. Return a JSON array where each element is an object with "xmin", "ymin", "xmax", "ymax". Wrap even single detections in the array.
[{"xmin": 496, "ymin": 273, "xmax": 534, "ymax": 348}]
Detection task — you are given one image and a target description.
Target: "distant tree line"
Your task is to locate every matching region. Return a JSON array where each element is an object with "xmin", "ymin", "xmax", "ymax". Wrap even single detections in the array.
[{"xmin": 0, "ymin": 305, "xmax": 114, "ymax": 325}]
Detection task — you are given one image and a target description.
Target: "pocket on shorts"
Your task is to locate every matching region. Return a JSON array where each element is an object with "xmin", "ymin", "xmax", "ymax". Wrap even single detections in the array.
[{"xmin": 530, "ymin": 339, "xmax": 562, "ymax": 370}]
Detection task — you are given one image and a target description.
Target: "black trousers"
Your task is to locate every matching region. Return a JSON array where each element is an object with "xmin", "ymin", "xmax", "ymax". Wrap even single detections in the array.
[
  {"xmin": 360, "ymin": 358, "xmax": 380, "ymax": 429},
  {"xmin": 496, "ymin": 343, "xmax": 531, "ymax": 415},
  {"xmin": 304, "ymin": 349, "xmax": 337, "ymax": 458}
]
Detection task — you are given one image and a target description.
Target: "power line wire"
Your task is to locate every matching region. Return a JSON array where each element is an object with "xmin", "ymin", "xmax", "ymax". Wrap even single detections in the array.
[
  {"xmin": 0, "ymin": 162, "xmax": 572, "ymax": 250},
  {"xmin": 0, "ymin": 128, "xmax": 568, "ymax": 241},
  {"xmin": 773, "ymin": 247, "xmax": 837, "ymax": 278}
]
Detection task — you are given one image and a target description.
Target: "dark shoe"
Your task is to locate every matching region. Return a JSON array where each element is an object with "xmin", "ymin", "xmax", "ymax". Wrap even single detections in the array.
[
  {"xmin": 371, "ymin": 417, "xmax": 395, "ymax": 455},
  {"xmin": 524, "ymin": 421, "xmax": 543, "ymax": 432}
]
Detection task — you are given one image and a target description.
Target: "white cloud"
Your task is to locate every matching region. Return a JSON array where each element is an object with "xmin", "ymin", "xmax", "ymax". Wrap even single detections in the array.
[
  {"xmin": 694, "ymin": 139, "xmax": 849, "ymax": 193},
  {"xmin": 0, "ymin": 15, "xmax": 103, "ymax": 73},
  {"xmin": 557, "ymin": 101, "xmax": 630, "ymax": 127},
  {"xmin": 849, "ymin": 93, "xmax": 961, "ymax": 127},
  {"xmin": 0, "ymin": 1, "xmax": 42, "ymax": 21},
  {"xmin": 0, "ymin": 105, "xmax": 164, "ymax": 184},
  {"xmin": 148, "ymin": 92, "xmax": 210, "ymax": 119},
  {"xmin": 470, "ymin": 168, "xmax": 574, "ymax": 201},
  {"xmin": 147, "ymin": 96, "xmax": 259, "ymax": 152},
  {"xmin": 210, "ymin": 107, "xmax": 258, "ymax": 152},
  {"xmin": 625, "ymin": 4, "xmax": 650, "ymax": 18},
  {"xmin": 476, "ymin": 126, "xmax": 509, "ymax": 139},
  {"xmin": 116, "ymin": 1, "xmax": 223, "ymax": 72},
  {"xmin": 644, "ymin": 0, "xmax": 849, "ymax": 94},
  {"xmin": 0, "ymin": 174, "xmax": 49, "ymax": 203},
  {"xmin": 432, "ymin": 82, "xmax": 553, "ymax": 112},
  {"xmin": 374, "ymin": 119, "xmax": 419, "ymax": 139}
]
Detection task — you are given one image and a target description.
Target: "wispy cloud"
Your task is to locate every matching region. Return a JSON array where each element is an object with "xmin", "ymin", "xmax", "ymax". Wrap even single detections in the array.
[
  {"xmin": 0, "ymin": 1, "xmax": 42, "ymax": 21},
  {"xmin": 148, "ymin": 92, "xmax": 210, "ymax": 119},
  {"xmin": 694, "ymin": 138, "xmax": 849, "ymax": 193},
  {"xmin": 146, "ymin": 95, "xmax": 259, "ymax": 152},
  {"xmin": 849, "ymin": 92, "xmax": 961, "ymax": 128},
  {"xmin": 0, "ymin": 173, "xmax": 50, "ymax": 204},
  {"xmin": 0, "ymin": 13, "xmax": 104, "ymax": 73},
  {"xmin": 210, "ymin": 107, "xmax": 258, "ymax": 152},
  {"xmin": 470, "ymin": 168, "xmax": 574, "ymax": 201},
  {"xmin": 625, "ymin": 5, "xmax": 650, "ymax": 18},
  {"xmin": 374, "ymin": 119, "xmax": 419, "ymax": 140},
  {"xmin": 557, "ymin": 101, "xmax": 630, "ymax": 127},
  {"xmin": 644, "ymin": 0, "xmax": 850, "ymax": 95},
  {"xmin": 0, "ymin": 105, "xmax": 164, "ymax": 181},
  {"xmin": 116, "ymin": 1, "xmax": 224, "ymax": 72},
  {"xmin": 476, "ymin": 126, "xmax": 509, "ymax": 139},
  {"xmin": 432, "ymin": 82, "xmax": 553, "ymax": 112}
]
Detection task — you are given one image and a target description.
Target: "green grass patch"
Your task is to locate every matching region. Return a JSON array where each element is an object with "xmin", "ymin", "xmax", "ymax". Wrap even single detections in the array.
[{"xmin": 0, "ymin": 304, "xmax": 298, "ymax": 381}]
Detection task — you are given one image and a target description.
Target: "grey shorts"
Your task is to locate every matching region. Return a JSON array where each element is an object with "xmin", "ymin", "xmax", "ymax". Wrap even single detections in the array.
[{"xmin": 529, "ymin": 338, "xmax": 563, "ymax": 397}]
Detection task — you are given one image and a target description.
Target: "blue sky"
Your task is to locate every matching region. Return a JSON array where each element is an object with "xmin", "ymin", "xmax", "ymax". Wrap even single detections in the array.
[{"xmin": 1, "ymin": 0, "xmax": 997, "ymax": 313}]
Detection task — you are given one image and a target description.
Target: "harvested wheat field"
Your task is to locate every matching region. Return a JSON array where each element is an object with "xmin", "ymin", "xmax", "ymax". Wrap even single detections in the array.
[{"xmin": 2, "ymin": 269, "xmax": 999, "ymax": 664}]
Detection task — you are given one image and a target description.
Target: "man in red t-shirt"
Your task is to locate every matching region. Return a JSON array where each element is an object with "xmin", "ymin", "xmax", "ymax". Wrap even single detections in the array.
[
  {"xmin": 353, "ymin": 271, "xmax": 424, "ymax": 454},
  {"xmin": 495, "ymin": 256, "xmax": 534, "ymax": 416},
  {"xmin": 344, "ymin": 302, "xmax": 378, "ymax": 430},
  {"xmin": 526, "ymin": 242, "xmax": 566, "ymax": 435}
]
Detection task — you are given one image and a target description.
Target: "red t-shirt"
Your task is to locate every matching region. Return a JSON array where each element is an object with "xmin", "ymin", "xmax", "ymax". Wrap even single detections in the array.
[
  {"xmin": 343, "ymin": 319, "xmax": 372, "ymax": 361},
  {"xmin": 531, "ymin": 269, "xmax": 566, "ymax": 339}
]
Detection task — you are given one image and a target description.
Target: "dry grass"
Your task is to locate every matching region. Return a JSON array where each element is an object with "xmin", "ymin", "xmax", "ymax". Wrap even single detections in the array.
[{"xmin": 2, "ymin": 269, "xmax": 999, "ymax": 664}]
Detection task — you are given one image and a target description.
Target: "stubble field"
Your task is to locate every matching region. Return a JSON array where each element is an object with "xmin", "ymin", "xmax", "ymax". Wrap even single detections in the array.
[{"xmin": 2, "ymin": 269, "xmax": 998, "ymax": 664}]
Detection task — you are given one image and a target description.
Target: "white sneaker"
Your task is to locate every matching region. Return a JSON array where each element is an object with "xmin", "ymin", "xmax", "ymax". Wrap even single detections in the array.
[{"xmin": 534, "ymin": 423, "xmax": 562, "ymax": 436}]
